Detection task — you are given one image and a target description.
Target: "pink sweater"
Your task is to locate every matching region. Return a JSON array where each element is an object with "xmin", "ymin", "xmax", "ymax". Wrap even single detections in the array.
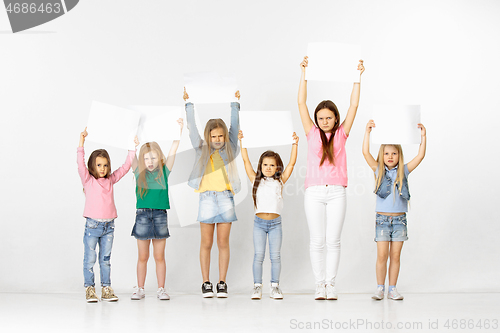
[
  {"xmin": 77, "ymin": 147, "xmax": 135, "ymax": 219},
  {"xmin": 305, "ymin": 125, "xmax": 348, "ymax": 189}
]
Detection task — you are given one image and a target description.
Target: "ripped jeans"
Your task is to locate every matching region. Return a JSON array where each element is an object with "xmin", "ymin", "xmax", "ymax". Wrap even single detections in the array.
[{"xmin": 83, "ymin": 218, "xmax": 115, "ymax": 287}]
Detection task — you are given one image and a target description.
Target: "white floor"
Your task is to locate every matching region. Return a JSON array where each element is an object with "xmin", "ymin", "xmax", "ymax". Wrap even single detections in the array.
[{"xmin": 2, "ymin": 293, "xmax": 499, "ymax": 333}]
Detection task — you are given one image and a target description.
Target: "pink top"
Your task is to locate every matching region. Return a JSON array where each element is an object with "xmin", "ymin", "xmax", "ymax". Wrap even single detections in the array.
[
  {"xmin": 77, "ymin": 147, "xmax": 135, "ymax": 219},
  {"xmin": 305, "ymin": 124, "xmax": 348, "ymax": 189}
]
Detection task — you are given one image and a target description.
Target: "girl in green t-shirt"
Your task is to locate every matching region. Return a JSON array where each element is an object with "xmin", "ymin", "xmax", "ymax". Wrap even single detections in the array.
[{"xmin": 130, "ymin": 119, "xmax": 183, "ymax": 301}]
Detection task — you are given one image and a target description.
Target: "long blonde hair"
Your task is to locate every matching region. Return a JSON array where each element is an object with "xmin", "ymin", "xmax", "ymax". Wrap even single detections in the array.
[
  {"xmin": 374, "ymin": 144, "xmax": 405, "ymax": 196},
  {"xmin": 137, "ymin": 142, "xmax": 167, "ymax": 199},
  {"xmin": 200, "ymin": 119, "xmax": 237, "ymax": 181}
]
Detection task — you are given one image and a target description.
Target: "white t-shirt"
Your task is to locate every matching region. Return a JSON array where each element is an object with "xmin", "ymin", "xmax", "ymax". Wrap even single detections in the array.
[{"xmin": 255, "ymin": 178, "xmax": 283, "ymax": 215}]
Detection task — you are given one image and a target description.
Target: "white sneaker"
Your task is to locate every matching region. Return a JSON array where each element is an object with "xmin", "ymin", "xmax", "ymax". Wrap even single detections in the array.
[
  {"xmin": 270, "ymin": 283, "xmax": 283, "ymax": 299},
  {"xmin": 326, "ymin": 284, "xmax": 337, "ymax": 300},
  {"xmin": 131, "ymin": 286, "xmax": 145, "ymax": 300},
  {"xmin": 388, "ymin": 287, "xmax": 404, "ymax": 300},
  {"xmin": 314, "ymin": 284, "xmax": 326, "ymax": 300},
  {"xmin": 372, "ymin": 286, "xmax": 384, "ymax": 300},
  {"xmin": 251, "ymin": 283, "xmax": 262, "ymax": 299},
  {"xmin": 157, "ymin": 287, "xmax": 170, "ymax": 300}
]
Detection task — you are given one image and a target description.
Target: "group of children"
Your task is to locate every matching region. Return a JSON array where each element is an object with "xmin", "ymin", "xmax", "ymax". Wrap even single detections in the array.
[{"xmin": 77, "ymin": 57, "xmax": 427, "ymax": 303}]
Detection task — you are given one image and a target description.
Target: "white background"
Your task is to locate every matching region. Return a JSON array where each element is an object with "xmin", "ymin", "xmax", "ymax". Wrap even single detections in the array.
[{"xmin": 0, "ymin": 0, "xmax": 499, "ymax": 294}]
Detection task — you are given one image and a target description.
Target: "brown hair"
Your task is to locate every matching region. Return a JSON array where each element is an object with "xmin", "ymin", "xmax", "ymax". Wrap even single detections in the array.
[
  {"xmin": 252, "ymin": 151, "xmax": 284, "ymax": 209},
  {"xmin": 87, "ymin": 149, "xmax": 111, "ymax": 179},
  {"xmin": 136, "ymin": 142, "xmax": 167, "ymax": 199},
  {"xmin": 314, "ymin": 100, "xmax": 340, "ymax": 166}
]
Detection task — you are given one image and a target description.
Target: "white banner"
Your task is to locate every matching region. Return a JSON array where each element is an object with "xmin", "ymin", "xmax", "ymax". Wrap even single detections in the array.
[
  {"xmin": 306, "ymin": 42, "xmax": 361, "ymax": 83},
  {"xmin": 239, "ymin": 111, "xmax": 295, "ymax": 148},
  {"xmin": 184, "ymin": 72, "xmax": 238, "ymax": 104},
  {"xmin": 371, "ymin": 105, "xmax": 421, "ymax": 144},
  {"xmin": 86, "ymin": 101, "xmax": 140, "ymax": 150}
]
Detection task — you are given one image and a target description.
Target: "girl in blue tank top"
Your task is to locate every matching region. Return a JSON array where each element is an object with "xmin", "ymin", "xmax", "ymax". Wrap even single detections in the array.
[{"xmin": 362, "ymin": 119, "xmax": 427, "ymax": 301}]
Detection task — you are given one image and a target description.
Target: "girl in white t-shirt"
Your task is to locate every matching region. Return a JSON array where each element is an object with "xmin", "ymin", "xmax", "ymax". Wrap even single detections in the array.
[{"xmin": 238, "ymin": 130, "xmax": 298, "ymax": 299}]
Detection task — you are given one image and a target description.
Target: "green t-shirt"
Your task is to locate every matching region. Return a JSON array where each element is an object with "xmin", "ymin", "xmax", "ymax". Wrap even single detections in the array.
[{"xmin": 134, "ymin": 165, "xmax": 171, "ymax": 209}]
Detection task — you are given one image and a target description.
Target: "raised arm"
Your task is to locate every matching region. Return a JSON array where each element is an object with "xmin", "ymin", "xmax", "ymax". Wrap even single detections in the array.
[
  {"xmin": 110, "ymin": 137, "xmax": 139, "ymax": 183},
  {"xmin": 131, "ymin": 136, "xmax": 139, "ymax": 171},
  {"xmin": 184, "ymin": 88, "xmax": 203, "ymax": 149},
  {"xmin": 79, "ymin": 127, "xmax": 87, "ymax": 148},
  {"xmin": 362, "ymin": 120, "xmax": 378, "ymax": 171},
  {"xmin": 281, "ymin": 132, "xmax": 299, "ymax": 184},
  {"xmin": 297, "ymin": 56, "xmax": 315, "ymax": 135},
  {"xmin": 342, "ymin": 60, "xmax": 365, "ymax": 135},
  {"xmin": 77, "ymin": 128, "xmax": 91, "ymax": 184},
  {"xmin": 228, "ymin": 91, "xmax": 241, "ymax": 156},
  {"xmin": 407, "ymin": 124, "xmax": 427, "ymax": 172},
  {"xmin": 165, "ymin": 118, "xmax": 184, "ymax": 171},
  {"xmin": 238, "ymin": 130, "xmax": 256, "ymax": 183}
]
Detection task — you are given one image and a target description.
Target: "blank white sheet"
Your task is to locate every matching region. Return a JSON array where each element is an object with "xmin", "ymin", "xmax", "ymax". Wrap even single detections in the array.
[
  {"xmin": 306, "ymin": 42, "xmax": 361, "ymax": 83},
  {"xmin": 129, "ymin": 105, "xmax": 183, "ymax": 143},
  {"xmin": 86, "ymin": 101, "xmax": 140, "ymax": 150},
  {"xmin": 371, "ymin": 105, "xmax": 421, "ymax": 144},
  {"xmin": 184, "ymin": 72, "xmax": 238, "ymax": 104},
  {"xmin": 239, "ymin": 111, "xmax": 295, "ymax": 148}
]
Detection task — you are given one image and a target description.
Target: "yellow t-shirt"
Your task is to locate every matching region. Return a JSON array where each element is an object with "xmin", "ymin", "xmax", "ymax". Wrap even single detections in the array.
[{"xmin": 195, "ymin": 150, "xmax": 232, "ymax": 193}]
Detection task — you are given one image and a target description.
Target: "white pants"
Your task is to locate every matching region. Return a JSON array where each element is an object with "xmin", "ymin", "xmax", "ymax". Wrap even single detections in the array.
[{"xmin": 304, "ymin": 185, "xmax": 346, "ymax": 285}]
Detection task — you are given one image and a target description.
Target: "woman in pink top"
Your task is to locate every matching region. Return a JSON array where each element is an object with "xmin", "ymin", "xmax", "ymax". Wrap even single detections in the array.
[
  {"xmin": 298, "ymin": 56, "xmax": 365, "ymax": 300},
  {"xmin": 77, "ymin": 128, "xmax": 138, "ymax": 303}
]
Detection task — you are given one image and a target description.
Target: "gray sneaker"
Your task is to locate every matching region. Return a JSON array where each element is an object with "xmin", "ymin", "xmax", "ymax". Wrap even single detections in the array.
[
  {"xmin": 157, "ymin": 287, "xmax": 170, "ymax": 300},
  {"xmin": 270, "ymin": 283, "xmax": 283, "ymax": 299},
  {"xmin": 85, "ymin": 286, "xmax": 99, "ymax": 303},
  {"xmin": 251, "ymin": 283, "xmax": 262, "ymax": 299},
  {"xmin": 372, "ymin": 286, "xmax": 384, "ymax": 300},
  {"xmin": 131, "ymin": 286, "xmax": 145, "ymax": 300},
  {"xmin": 388, "ymin": 287, "xmax": 404, "ymax": 300}
]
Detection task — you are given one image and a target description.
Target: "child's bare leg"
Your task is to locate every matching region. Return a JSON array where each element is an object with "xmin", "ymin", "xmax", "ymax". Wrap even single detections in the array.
[
  {"xmin": 388, "ymin": 241, "xmax": 404, "ymax": 286},
  {"xmin": 216, "ymin": 223, "xmax": 232, "ymax": 282},
  {"xmin": 376, "ymin": 241, "xmax": 390, "ymax": 285},
  {"xmin": 137, "ymin": 240, "xmax": 151, "ymax": 288},
  {"xmin": 200, "ymin": 223, "xmax": 215, "ymax": 282},
  {"xmin": 152, "ymin": 239, "xmax": 166, "ymax": 288}
]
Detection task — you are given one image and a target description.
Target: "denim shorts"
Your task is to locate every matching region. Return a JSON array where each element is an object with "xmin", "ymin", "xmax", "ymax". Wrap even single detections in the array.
[
  {"xmin": 131, "ymin": 209, "xmax": 170, "ymax": 240},
  {"xmin": 197, "ymin": 190, "xmax": 237, "ymax": 224},
  {"xmin": 374, "ymin": 213, "xmax": 408, "ymax": 242}
]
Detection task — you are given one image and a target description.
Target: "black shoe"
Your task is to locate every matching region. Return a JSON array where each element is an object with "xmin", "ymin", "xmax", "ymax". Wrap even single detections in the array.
[
  {"xmin": 216, "ymin": 281, "xmax": 228, "ymax": 298},
  {"xmin": 202, "ymin": 281, "xmax": 214, "ymax": 298}
]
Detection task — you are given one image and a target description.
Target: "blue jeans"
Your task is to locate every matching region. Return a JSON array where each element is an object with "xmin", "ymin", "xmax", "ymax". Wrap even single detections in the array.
[
  {"xmin": 253, "ymin": 215, "xmax": 282, "ymax": 284},
  {"xmin": 83, "ymin": 218, "xmax": 115, "ymax": 287}
]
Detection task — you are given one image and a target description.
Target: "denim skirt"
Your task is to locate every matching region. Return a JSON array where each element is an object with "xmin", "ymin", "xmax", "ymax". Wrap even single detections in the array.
[
  {"xmin": 131, "ymin": 209, "xmax": 170, "ymax": 240},
  {"xmin": 197, "ymin": 190, "xmax": 237, "ymax": 224}
]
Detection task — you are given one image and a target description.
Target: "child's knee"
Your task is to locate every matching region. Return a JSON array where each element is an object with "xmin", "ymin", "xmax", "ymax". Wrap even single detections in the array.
[
  {"xmin": 153, "ymin": 253, "xmax": 165, "ymax": 262},
  {"xmin": 270, "ymin": 252, "xmax": 281, "ymax": 263},
  {"xmin": 99, "ymin": 255, "xmax": 111, "ymax": 267},
  {"xmin": 254, "ymin": 251, "xmax": 265, "ymax": 263}
]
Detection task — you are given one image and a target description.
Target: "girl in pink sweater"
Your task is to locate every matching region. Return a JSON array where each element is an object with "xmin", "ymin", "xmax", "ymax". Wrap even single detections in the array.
[{"xmin": 77, "ymin": 128, "xmax": 137, "ymax": 303}]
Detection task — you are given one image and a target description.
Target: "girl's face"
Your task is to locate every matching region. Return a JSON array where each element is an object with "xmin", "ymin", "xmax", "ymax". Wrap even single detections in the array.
[
  {"xmin": 383, "ymin": 146, "xmax": 399, "ymax": 169},
  {"xmin": 144, "ymin": 151, "xmax": 159, "ymax": 171},
  {"xmin": 316, "ymin": 108, "xmax": 337, "ymax": 133},
  {"xmin": 210, "ymin": 127, "xmax": 225, "ymax": 149},
  {"xmin": 261, "ymin": 157, "xmax": 277, "ymax": 177},
  {"xmin": 95, "ymin": 157, "xmax": 109, "ymax": 178}
]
